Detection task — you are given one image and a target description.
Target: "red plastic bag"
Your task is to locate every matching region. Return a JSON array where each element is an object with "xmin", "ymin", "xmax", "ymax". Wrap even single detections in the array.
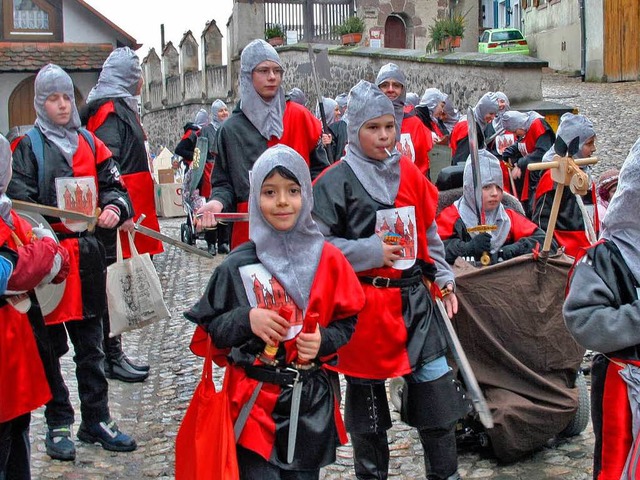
[{"xmin": 176, "ymin": 344, "xmax": 239, "ymax": 480}]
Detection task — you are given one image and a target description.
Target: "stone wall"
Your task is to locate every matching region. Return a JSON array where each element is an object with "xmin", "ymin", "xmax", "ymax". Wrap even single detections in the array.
[
  {"xmin": 276, "ymin": 45, "xmax": 547, "ymax": 111},
  {"xmin": 141, "ymin": 20, "xmax": 229, "ymax": 153},
  {"xmin": 142, "ymin": 43, "xmax": 547, "ymax": 153}
]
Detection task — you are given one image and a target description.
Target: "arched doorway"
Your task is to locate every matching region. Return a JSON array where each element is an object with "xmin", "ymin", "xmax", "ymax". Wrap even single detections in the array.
[
  {"xmin": 9, "ymin": 75, "xmax": 84, "ymax": 129},
  {"xmin": 384, "ymin": 15, "xmax": 406, "ymax": 49}
]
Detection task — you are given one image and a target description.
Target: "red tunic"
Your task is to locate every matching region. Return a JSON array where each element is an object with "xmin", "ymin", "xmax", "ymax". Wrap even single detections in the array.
[
  {"xmin": 437, "ymin": 205, "xmax": 539, "ymax": 242},
  {"xmin": 449, "ymin": 118, "xmax": 468, "ymax": 158},
  {"xmin": 534, "ymin": 170, "xmax": 599, "ymax": 257},
  {"xmin": 400, "ymin": 115, "xmax": 434, "ymax": 175},
  {"xmin": 188, "ymin": 242, "xmax": 365, "ymax": 466},
  {"xmin": 519, "ymin": 118, "xmax": 549, "ymax": 204},
  {"xmin": 0, "ymin": 212, "xmax": 51, "ymax": 423},
  {"xmin": 331, "ymin": 158, "xmax": 440, "ymax": 379},
  {"xmin": 86, "ymin": 100, "xmax": 163, "ymax": 258}
]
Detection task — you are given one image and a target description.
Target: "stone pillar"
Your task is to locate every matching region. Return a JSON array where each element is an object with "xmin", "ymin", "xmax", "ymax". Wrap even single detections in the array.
[
  {"xmin": 162, "ymin": 42, "xmax": 179, "ymax": 103},
  {"xmin": 202, "ymin": 19, "xmax": 224, "ymax": 100},
  {"xmin": 229, "ymin": 0, "xmax": 265, "ymax": 59}
]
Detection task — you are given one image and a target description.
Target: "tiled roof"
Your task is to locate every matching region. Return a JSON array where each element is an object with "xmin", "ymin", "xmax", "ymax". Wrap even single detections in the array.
[{"xmin": 0, "ymin": 42, "xmax": 114, "ymax": 72}]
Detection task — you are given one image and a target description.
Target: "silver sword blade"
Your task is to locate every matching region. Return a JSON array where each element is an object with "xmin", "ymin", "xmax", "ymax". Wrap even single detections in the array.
[
  {"xmin": 467, "ymin": 107, "xmax": 484, "ymax": 225},
  {"xmin": 133, "ymin": 223, "xmax": 214, "ymax": 259},
  {"xmin": 287, "ymin": 379, "xmax": 303, "ymax": 463},
  {"xmin": 435, "ymin": 297, "xmax": 494, "ymax": 429}
]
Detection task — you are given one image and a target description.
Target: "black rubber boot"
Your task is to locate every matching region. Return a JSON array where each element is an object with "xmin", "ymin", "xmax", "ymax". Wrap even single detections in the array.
[
  {"xmin": 103, "ymin": 335, "xmax": 148, "ymax": 383},
  {"xmin": 419, "ymin": 427, "xmax": 459, "ymax": 480},
  {"xmin": 123, "ymin": 355, "xmax": 150, "ymax": 372},
  {"xmin": 350, "ymin": 431, "xmax": 390, "ymax": 480}
]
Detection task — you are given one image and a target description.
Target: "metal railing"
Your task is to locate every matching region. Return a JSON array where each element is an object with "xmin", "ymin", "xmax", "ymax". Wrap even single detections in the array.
[{"xmin": 265, "ymin": 0, "xmax": 355, "ymax": 43}]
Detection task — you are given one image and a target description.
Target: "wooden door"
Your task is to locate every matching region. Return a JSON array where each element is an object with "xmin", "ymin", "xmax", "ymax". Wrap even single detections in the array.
[
  {"xmin": 604, "ymin": 0, "xmax": 640, "ymax": 82},
  {"xmin": 9, "ymin": 76, "xmax": 36, "ymax": 128},
  {"xmin": 385, "ymin": 15, "xmax": 406, "ymax": 49},
  {"xmin": 9, "ymin": 75, "xmax": 85, "ymax": 129}
]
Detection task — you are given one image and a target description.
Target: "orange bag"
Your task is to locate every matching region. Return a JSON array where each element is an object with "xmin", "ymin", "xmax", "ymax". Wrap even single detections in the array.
[{"xmin": 176, "ymin": 344, "xmax": 239, "ymax": 480}]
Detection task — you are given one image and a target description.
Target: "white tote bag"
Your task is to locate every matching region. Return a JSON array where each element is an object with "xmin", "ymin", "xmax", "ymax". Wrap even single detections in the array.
[{"xmin": 107, "ymin": 232, "xmax": 170, "ymax": 337}]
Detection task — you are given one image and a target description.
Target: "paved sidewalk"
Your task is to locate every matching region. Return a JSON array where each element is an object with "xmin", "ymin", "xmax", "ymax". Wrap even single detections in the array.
[{"xmin": 28, "ymin": 73, "xmax": 638, "ymax": 479}]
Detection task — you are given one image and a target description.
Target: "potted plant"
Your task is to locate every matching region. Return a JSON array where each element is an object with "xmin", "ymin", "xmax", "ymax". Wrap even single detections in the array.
[
  {"xmin": 426, "ymin": 18, "xmax": 448, "ymax": 53},
  {"xmin": 265, "ymin": 24, "xmax": 285, "ymax": 46},
  {"xmin": 335, "ymin": 15, "xmax": 365, "ymax": 45},
  {"xmin": 444, "ymin": 12, "xmax": 466, "ymax": 48}
]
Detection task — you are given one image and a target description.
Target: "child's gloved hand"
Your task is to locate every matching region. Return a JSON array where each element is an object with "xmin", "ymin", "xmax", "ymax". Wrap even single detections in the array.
[
  {"xmin": 32, "ymin": 225, "xmax": 56, "ymax": 241},
  {"xmin": 502, "ymin": 143, "xmax": 522, "ymax": 160},
  {"xmin": 467, "ymin": 232, "xmax": 492, "ymax": 258}
]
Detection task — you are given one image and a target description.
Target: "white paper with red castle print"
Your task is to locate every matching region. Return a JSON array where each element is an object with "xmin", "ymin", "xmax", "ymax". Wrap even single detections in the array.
[
  {"xmin": 495, "ymin": 133, "xmax": 516, "ymax": 156},
  {"xmin": 239, "ymin": 263, "xmax": 304, "ymax": 341},
  {"xmin": 55, "ymin": 176, "xmax": 97, "ymax": 232},
  {"xmin": 376, "ymin": 205, "xmax": 417, "ymax": 270},
  {"xmin": 397, "ymin": 133, "xmax": 416, "ymax": 163}
]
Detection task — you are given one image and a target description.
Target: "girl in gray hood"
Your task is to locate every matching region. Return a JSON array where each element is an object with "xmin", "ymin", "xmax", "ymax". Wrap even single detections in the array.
[{"xmin": 186, "ymin": 144, "xmax": 364, "ymax": 478}]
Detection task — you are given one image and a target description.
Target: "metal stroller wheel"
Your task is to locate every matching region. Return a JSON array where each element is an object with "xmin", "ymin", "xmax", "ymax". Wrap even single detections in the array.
[
  {"xmin": 180, "ymin": 223, "xmax": 189, "ymax": 243},
  {"xmin": 389, "ymin": 377, "xmax": 405, "ymax": 412},
  {"xmin": 182, "ymin": 223, "xmax": 195, "ymax": 246}
]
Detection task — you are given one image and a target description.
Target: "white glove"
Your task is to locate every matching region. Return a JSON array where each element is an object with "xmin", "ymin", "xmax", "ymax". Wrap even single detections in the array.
[
  {"xmin": 32, "ymin": 225, "xmax": 56, "ymax": 241},
  {"xmin": 37, "ymin": 252, "xmax": 62, "ymax": 287}
]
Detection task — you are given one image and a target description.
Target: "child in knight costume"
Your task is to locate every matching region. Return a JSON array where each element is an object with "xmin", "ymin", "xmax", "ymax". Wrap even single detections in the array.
[
  {"xmin": 8, "ymin": 64, "xmax": 136, "ymax": 462},
  {"xmin": 564, "ymin": 136, "xmax": 640, "ymax": 480},
  {"xmin": 312, "ymin": 80, "xmax": 468, "ymax": 480},
  {"xmin": 186, "ymin": 145, "xmax": 365, "ymax": 478},
  {"xmin": 0, "ymin": 133, "xmax": 70, "ymax": 478},
  {"xmin": 531, "ymin": 113, "xmax": 599, "ymax": 257},
  {"xmin": 437, "ymin": 150, "xmax": 550, "ymax": 265}
]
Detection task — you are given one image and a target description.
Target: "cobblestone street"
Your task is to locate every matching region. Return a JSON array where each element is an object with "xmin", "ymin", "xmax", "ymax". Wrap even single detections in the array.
[{"xmin": 28, "ymin": 73, "xmax": 639, "ymax": 479}]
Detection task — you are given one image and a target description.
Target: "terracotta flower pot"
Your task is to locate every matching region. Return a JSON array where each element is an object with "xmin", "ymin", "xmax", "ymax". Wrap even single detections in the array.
[
  {"xmin": 449, "ymin": 36, "xmax": 462, "ymax": 48},
  {"xmin": 341, "ymin": 33, "xmax": 362, "ymax": 45},
  {"xmin": 267, "ymin": 36, "xmax": 284, "ymax": 47}
]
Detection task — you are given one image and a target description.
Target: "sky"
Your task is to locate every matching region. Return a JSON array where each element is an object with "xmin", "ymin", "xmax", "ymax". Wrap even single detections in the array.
[{"xmin": 84, "ymin": 0, "xmax": 234, "ymax": 62}]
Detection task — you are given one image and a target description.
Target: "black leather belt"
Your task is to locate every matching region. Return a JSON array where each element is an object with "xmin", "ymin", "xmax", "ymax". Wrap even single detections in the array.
[
  {"xmin": 244, "ymin": 364, "xmax": 319, "ymax": 386},
  {"xmin": 359, "ymin": 275, "xmax": 423, "ymax": 288}
]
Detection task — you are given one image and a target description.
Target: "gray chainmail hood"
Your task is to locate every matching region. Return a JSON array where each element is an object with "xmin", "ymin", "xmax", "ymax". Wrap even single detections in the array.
[
  {"xmin": 210, "ymin": 99, "xmax": 228, "ymax": 130},
  {"xmin": 287, "ymin": 87, "xmax": 307, "ymax": 106},
  {"xmin": 473, "ymin": 92, "xmax": 500, "ymax": 130},
  {"xmin": 86, "ymin": 47, "xmax": 141, "ymax": 113},
  {"xmin": 375, "ymin": 63, "xmax": 407, "ymax": 141},
  {"xmin": 455, "ymin": 150, "xmax": 511, "ymax": 253},
  {"xmin": 542, "ymin": 113, "xmax": 596, "ymax": 162},
  {"xmin": 600, "ymin": 137, "xmax": 640, "ymax": 283},
  {"xmin": 34, "ymin": 64, "xmax": 82, "ymax": 166},
  {"xmin": 419, "ymin": 88, "xmax": 447, "ymax": 123},
  {"xmin": 343, "ymin": 80, "xmax": 401, "ymax": 206},
  {"xmin": 249, "ymin": 144, "xmax": 325, "ymax": 310},
  {"xmin": 502, "ymin": 110, "xmax": 543, "ymax": 134},
  {"xmin": 316, "ymin": 97, "xmax": 339, "ymax": 125},
  {"xmin": 239, "ymin": 39, "xmax": 286, "ymax": 140},
  {"xmin": 335, "ymin": 93, "xmax": 348, "ymax": 115},
  {"xmin": 194, "ymin": 108, "xmax": 209, "ymax": 128}
]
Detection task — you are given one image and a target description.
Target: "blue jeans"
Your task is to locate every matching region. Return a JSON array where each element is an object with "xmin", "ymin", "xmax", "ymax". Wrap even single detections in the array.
[
  {"xmin": 346, "ymin": 355, "xmax": 450, "ymax": 386},
  {"xmin": 405, "ymin": 356, "xmax": 450, "ymax": 384}
]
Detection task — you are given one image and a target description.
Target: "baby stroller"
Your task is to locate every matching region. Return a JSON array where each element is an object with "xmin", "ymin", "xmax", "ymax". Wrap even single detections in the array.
[{"xmin": 180, "ymin": 138, "xmax": 208, "ymax": 247}]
